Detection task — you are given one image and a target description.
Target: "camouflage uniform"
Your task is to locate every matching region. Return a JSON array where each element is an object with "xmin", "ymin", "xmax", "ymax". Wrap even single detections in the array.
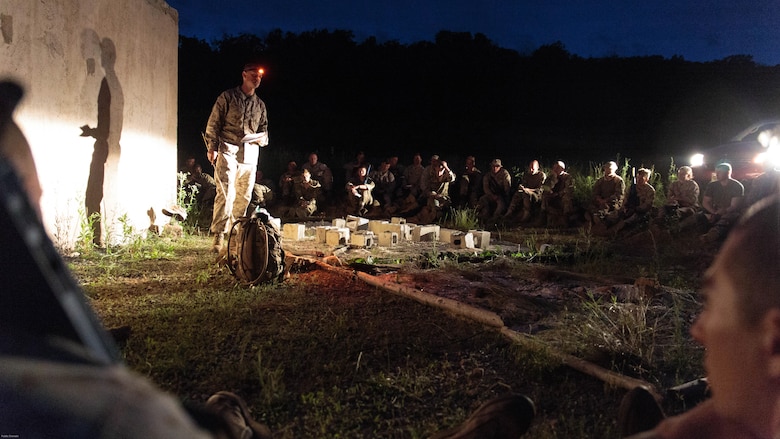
[
  {"xmin": 301, "ymin": 161, "xmax": 333, "ymax": 191},
  {"xmin": 421, "ymin": 163, "xmax": 456, "ymax": 211},
  {"xmin": 205, "ymin": 86, "xmax": 268, "ymax": 235},
  {"xmin": 659, "ymin": 178, "xmax": 700, "ymax": 220},
  {"xmin": 478, "ymin": 165, "xmax": 512, "ymax": 219},
  {"xmin": 370, "ymin": 167, "xmax": 397, "ymax": 207},
  {"xmin": 187, "ymin": 170, "xmax": 217, "ymax": 229},
  {"xmin": 590, "ymin": 174, "xmax": 625, "ymax": 218},
  {"xmin": 542, "ymin": 170, "xmax": 574, "ymax": 225},
  {"xmin": 288, "ymin": 175, "xmax": 321, "ymax": 218},
  {"xmin": 667, "ymin": 179, "xmax": 700, "ymax": 209},
  {"xmin": 346, "ymin": 174, "xmax": 376, "ymax": 216},
  {"xmin": 612, "ymin": 181, "xmax": 655, "ymax": 228},
  {"xmin": 457, "ymin": 167, "xmax": 483, "ymax": 208},
  {"xmin": 506, "ymin": 170, "xmax": 547, "ymax": 220},
  {"xmin": 402, "ymin": 163, "xmax": 425, "ymax": 198}
]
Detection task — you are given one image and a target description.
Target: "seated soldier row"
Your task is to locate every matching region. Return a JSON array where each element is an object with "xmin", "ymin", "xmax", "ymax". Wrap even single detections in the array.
[
  {"xmin": 476, "ymin": 158, "xmax": 575, "ymax": 228},
  {"xmin": 182, "ymin": 150, "xmax": 779, "ymax": 246}
]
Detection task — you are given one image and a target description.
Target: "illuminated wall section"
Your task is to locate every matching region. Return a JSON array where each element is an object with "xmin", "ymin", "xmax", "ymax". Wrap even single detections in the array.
[{"xmin": 0, "ymin": 0, "xmax": 178, "ymax": 249}]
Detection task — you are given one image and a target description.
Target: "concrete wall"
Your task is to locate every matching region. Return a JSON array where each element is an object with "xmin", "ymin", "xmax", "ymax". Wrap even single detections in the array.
[{"xmin": 0, "ymin": 0, "xmax": 178, "ymax": 248}]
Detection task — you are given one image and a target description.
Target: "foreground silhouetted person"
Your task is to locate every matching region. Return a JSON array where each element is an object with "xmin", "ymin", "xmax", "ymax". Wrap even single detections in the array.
[{"xmin": 622, "ymin": 193, "xmax": 780, "ymax": 439}]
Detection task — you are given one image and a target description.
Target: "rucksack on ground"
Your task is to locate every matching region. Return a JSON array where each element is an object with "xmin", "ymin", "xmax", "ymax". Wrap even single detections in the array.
[{"xmin": 226, "ymin": 210, "xmax": 285, "ymax": 285}]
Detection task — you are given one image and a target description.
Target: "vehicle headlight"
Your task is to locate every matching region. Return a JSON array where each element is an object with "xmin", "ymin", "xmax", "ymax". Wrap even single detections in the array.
[
  {"xmin": 756, "ymin": 144, "xmax": 780, "ymax": 169},
  {"xmin": 690, "ymin": 153, "xmax": 704, "ymax": 168},
  {"xmin": 758, "ymin": 130, "xmax": 780, "ymax": 148}
]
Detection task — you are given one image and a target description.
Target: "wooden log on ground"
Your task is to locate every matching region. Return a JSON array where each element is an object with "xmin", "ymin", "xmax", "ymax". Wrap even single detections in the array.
[
  {"xmin": 500, "ymin": 328, "xmax": 662, "ymax": 400},
  {"xmin": 288, "ymin": 252, "xmax": 662, "ymax": 400},
  {"xmin": 354, "ymin": 271, "xmax": 505, "ymax": 328}
]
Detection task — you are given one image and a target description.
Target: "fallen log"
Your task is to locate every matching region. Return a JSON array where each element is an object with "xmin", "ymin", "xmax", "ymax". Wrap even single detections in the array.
[
  {"xmin": 288, "ymin": 253, "xmax": 662, "ymax": 400},
  {"xmin": 500, "ymin": 328, "xmax": 661, "ymax": 400},
  {"xmin": 353, "ymin": 270, "xmax": 505, "ymax": 328}
]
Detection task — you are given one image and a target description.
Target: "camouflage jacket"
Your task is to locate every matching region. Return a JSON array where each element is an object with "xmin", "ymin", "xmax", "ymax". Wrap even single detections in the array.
[
  {"xmin": 422, "ymin": 166, "xmax": 455, "ymax": 197},
  {"xmin": 625, "ymin": 182, "xmax": 655, "ymax": 213},
  {"xmin": 293, "ymin": 176, "xmax": 321, "ymax": 202},
  {"xmin": 483, "ymin": 168, "xmax": 512, "ymax": 198},
  {"xmin": 593, "ymin": 175, "xmax": 625, "ymax": 210},
  {"xmin": 204, "ymin": 87, "xmax": 268, "ymax": 158},
  {"xmin": 544, "ymin": 171, "xmax": 573, "ymax": 199},
  {"xmin": 667, "ymin": 179, "xmax": 700, "ymax": 208},
  {"xmin": 301, "ymin": 162, "xmax": 333, "ymax": 191}
]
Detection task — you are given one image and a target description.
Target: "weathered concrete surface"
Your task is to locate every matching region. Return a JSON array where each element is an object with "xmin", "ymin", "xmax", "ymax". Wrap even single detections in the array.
[{"xmin": 0, "ymin": 0, "xmax": 178, "ymax": 248}]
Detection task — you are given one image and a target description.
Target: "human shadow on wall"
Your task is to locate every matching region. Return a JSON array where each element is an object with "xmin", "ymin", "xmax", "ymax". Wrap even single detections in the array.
[{"xmin": 80, "ymin": 31, "xmax": 123, "ymax": 247}]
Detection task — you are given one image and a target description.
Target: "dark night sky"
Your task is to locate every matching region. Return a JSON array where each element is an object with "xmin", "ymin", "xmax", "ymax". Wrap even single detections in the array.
[{"xmin": 166, "ymin": 0, "xmax": 780, "ymax": 65}]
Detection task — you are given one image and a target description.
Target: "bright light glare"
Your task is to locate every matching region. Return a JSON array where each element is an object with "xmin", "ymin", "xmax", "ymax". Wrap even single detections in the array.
[
  {"xmin": 690, "ymin": 153, "xmax": 704, "ymax": 168},
  {"xmin": 756, "ymin": 144, "xmax": 780, "ymax": 168},
  {"xmin": 758, "ymin": 129, "xmax": 780, "ymax": 149}
]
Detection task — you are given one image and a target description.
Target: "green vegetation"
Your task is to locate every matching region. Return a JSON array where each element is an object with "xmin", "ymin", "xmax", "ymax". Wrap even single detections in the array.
[{"xmin": 441, "ymin": 207, "xmax": 480, "ymax": 231}]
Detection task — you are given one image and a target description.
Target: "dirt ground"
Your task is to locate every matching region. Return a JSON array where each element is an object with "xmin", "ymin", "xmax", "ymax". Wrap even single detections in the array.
[{"xmin": 280, "ymin": 220, "xmax": 709, "ymax": 371}]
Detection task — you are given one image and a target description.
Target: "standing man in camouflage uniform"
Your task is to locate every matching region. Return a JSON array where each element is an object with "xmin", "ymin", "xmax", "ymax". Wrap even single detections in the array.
[{"xmin": 204, "ymin": 62, "xmax": 269, "ymax": 252}]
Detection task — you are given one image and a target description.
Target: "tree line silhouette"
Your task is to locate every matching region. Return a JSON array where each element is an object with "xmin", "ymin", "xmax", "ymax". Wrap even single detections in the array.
[{"xmin": 178, "ymin": 29, "xmax": 780, "ymax": 182}]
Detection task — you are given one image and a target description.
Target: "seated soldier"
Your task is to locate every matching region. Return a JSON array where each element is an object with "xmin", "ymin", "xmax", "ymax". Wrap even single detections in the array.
[
  {"xmin": 402, "ymin": 153, "xmax": 425, "ymax": 200},
  {"xmin": 657, "ymin": 165, "xmax": 700, "ymax": 223},
  {"xmin": 343, "ymin": 151, "xmax": 371, "ymax": 184},
  {"xmin": 387, "ymin": 155, "xmax": 405, "ymax": 199},
  {"xmin": 369, "ymin": 160, "xmax": 397, "ymax": 213},
  {"xmin": 285, "ymin": 168, "xmax": 321, "ymax": 218},
  {"xmin": 680, "ymin": 163, "xmax": 744, "ymax": 242},
  {"xmin": 247, "ymin": 169, "xmax": 275, "ymax": 215},
  {"xmin": 505, "ymin": 159, "xmax": 546, "ymax": 223},
  {"xmin": 587, "ymin": 161, "xmax": 625, "ymax": 225},
  {"xmin": 301, "ymin": 152, "xmax": 333, "ymax": 208},
  {"xmin": 345, "ymin": 164, "xmax": 375, "ymax": 216},
  {"xmin": 186, "ymin": 163, "xmax": 217, "ymax": 230},
  {"xmin": 277, "ymin": 160, "xmax": 298, "ymax": 208},
  {"xmin": 421, "ymin": 156, "xmax": 456, "ymax": 210},
  {"xmin": 457, "ymin": 155, "xmax": 483, "ymax": 209},
  {"xmin": 610, "ymin": 168, "xmax": 655, "ymax": 233},
  {"xmin": 540, "ymin": 161, "xmax": 575, "ymax": 227},
  {"xmin": 410, "ymin": 156, "xmax": 456, "ymax": 224},
  {"xmin": 477, "ymin": 158, "xmax": 512, "ymax": 222},
  {"xmin": 622, "ymin": 194, "xmax": 780, "ymax": 439}
]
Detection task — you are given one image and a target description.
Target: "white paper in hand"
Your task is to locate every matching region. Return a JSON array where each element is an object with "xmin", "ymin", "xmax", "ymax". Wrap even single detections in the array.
[{"xmin": 241, "ymin": 132, "xmax": 269, "ymax": 146}]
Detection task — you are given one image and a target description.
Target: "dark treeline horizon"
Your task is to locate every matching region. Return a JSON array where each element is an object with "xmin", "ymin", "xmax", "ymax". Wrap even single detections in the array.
[{"xmin": 178, "ymin": 28, "xmax": 780, "ymax": 184}]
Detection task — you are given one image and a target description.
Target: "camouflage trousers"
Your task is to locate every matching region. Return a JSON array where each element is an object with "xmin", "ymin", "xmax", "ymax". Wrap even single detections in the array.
[{"xmin": 211, "ymin": 152, "xmax": 256, "ymax": 235}]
